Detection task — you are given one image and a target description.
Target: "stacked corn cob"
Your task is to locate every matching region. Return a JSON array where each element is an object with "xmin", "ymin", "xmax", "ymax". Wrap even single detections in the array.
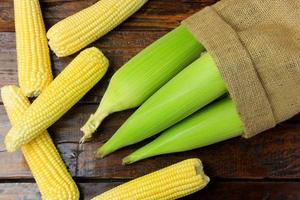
[
  {"xmin": 91, "ymin": 159, "xmax": 209, "ymax": 200},
  {"xmin": 14, "ymin": 0, "xmax": 53, "ymax": 97},
  {"xmin": 3, "ymin": 46, "xmax": 108, "ymax": 198},
  {"xmin": 47, "ymin": 0, "xmax": 148, "ymax": 57},
  {"xmin": 1, "ymin": 86, "xmax": 79, "ymax": 200},
  {"xmin": 5, "ymin": 48, "xmax": 109, "ymax": 152}
]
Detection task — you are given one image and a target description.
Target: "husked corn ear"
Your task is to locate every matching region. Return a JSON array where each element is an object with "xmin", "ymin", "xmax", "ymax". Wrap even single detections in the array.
[
  {"xmin": 91, "ymin": 159, "xmax": 209, "ymax": 200},
  {"xmin": 47, "ymin": 0, "xmax": 148, "ymax": 57},
  {"xmin": 14, "ymin": 0, "xmax": 53, "ymax": 97},
  {"xmin": 123, "ymin": 97, "xmax": 244, "ymax": 164},
  {"xmin": 80, "ymin": 25, "xmax": 204, "ymax": 143},
  {"xmin": 5, "ymin": 47, "xmax": 109, "ymax": 152},
  {"xmin": 97, "ymin": 53, "xmax": 227, "ymax": 157},
  {"xmin": 1, "ymin": 85, "xmax": 79, "ymax": 200}
]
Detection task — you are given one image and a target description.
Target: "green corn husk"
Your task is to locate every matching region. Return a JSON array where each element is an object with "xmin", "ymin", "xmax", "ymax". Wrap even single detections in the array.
[
  {"xmin": 123, "ymin": 97, "xmax": 244, "ymax": 164},
  {"xmin": 80, "ymin": 25, "xmax": 205, "ymax": 142},
  {"xmin": 97, "ymin": 53, "xmax": 227, "ymax": 158}
]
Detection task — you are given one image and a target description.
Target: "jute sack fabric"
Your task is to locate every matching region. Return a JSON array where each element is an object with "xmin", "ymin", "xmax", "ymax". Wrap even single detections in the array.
[{"xmin": 182, "ymin": 0, "xmax": 300, "ymax": 138}]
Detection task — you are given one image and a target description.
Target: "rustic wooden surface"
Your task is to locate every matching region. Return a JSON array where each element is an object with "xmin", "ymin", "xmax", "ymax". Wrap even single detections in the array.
[{"xmin": 0, "ymin": 0, "xmax": 299, "ymax": 199}]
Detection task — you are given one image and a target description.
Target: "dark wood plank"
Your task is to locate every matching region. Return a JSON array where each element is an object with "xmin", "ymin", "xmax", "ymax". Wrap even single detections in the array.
[
  {"xmin": 1, "ymin": 104, "xmax": 299, "ymax": 179},
  {"xmin": 0, "ymin": 142, "xmax": 77, "ymax": 179},
  {"xmin": 81, "ymin": 181, "xmax": 300, "ymax": 200},
  {"xmin": 0, "ymin": 0, "xmax": 218, "ymax": 32},
  {"xmin": 1, "ymin": 181, "xmax": 300, "ymax": 200},
  {"xmin": 0, "ymin": 183, "xmax": 41, "ymax": 200},
  {"xmin": 188, "ymin": 181, "xmax": 300, "ymax": 200},
  {"xmin": 77, "ymin": 120, "xmax": 300, "ymax": 179}
]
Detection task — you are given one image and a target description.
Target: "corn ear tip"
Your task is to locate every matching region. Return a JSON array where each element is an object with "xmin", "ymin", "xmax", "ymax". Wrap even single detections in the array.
[
  {"xmin": 1, "ymin": 85, "xmax": 18, "ymax": 94},
  {"xmin": 81, "ymin": 110, "xmax": 110, "ymax": 142},
  {"xmin": 86, "ymin": 47, "xmax": 103, "ymax": 58},
  {"xmin": 95, "ymin": 152, "xmax": 104, "ymax": 159},
  {"xmin": 95, "ymin": 153, "xmax": 104, "ymax": 159},
  {"xmin": 122, "ymin": 156, "xmax": 134, "ymax": 165},
  {"xmin": 0, "ymin": 86, "xmax": 9, "ymax": 97},
  {"xmin": 46, "ymin": 27, "xmax": 56, "ymax": 43},
  {"xmin": 203, "ymin": 173, "xmax": 210, "ymax": 185},
  {"xmin": 79, "ymin": 134, "xmax": 93, "ymax": 144},
  {"xmin": 193, "ymin": 158, "xmax": 210, "ymax": 186},
  {"xmin": 46, "ymin": 28, "xmax": 52, "ymax": 39},
  {"xmin": 4, "ymin": 134, "xmax": 16, "ymax": 152},
  {"xmin": 21, "ymin": 88, "xmax": 42, "ymax": 98},
  {"xmin": 95, "ymin": 147, "xmax": 107, "ymax": 159},
  {"xmin": 47, "ymin": 38, "xmax": 65, "ymax": 58},
  {"xmin": 80, "ymin": 122, "xmax": 95, "ymax": 142},
  {"xmin": 79, "ymin": 136, "xmax": 86, "ymax": 144},
  {"xmin": 47, "ymin": 42, "xmax": 58, "ymax": 57},
  {"xmin": 86, "ymin": 47, "xmax": 110, "ymax": 70},
  {"xmin": 1, "ymin": 85, "xmax": 20, "ymax": 103}
]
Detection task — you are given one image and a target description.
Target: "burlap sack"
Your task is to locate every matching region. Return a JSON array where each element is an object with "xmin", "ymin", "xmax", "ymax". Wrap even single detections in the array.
[{"xmin": 182, "ymin": 0, "xmax": 300, "ymax": 138}]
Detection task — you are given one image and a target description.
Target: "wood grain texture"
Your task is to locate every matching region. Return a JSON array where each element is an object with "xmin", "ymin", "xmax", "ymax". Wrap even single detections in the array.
[
  {"xmin": 1, "ymin": 104, "xmax": 299, "ymax": 179},
  {"xmin": 1, "ymin": 182, "xmax": 300, "ymax": 200},
  {"xmin": 0, "ymin": 0, "xmax": 299, "ymax": 199},
  {"xmin": 0, "ymin": 0, "xmax": 218, "ymax": 32}
]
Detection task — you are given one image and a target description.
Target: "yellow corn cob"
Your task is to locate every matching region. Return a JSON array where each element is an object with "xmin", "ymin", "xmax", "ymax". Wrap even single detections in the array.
[
  {"xmin": 1, "ymin": 85, "xmax": 79, "ymax": 200},
  {"xmin": 47, "ymin": 0, "xmax": 148, "ymax": 57},
  {"xmin": 14, "ymin": 0, "xmax": 53, "ymax": 97},
  {"xmin": 91, "ymin": 159, "xmax": 209, "ymax": 200},
  {"xmin": 5, "ymin": 47, "xmax": 109, "ymax": 152}
]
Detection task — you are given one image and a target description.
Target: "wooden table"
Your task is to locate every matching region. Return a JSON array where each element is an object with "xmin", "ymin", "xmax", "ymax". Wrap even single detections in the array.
[{"xmin": 0, "ymin": 0, "xmax": 299, "ymax": 199}]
